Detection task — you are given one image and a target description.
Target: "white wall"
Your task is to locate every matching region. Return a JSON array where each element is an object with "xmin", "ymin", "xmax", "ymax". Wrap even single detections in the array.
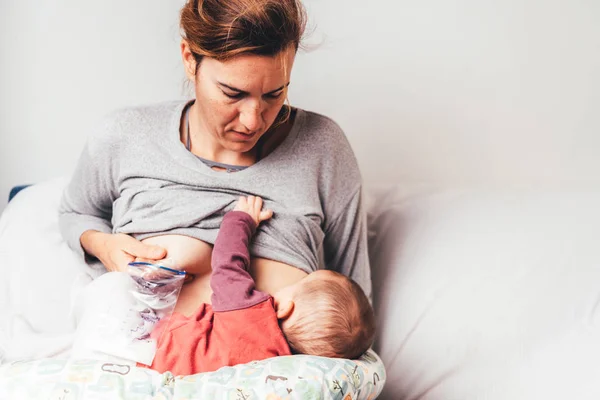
[
  {"xmin": 1, "ymin": 0, "xmax": 599, "ymax": 212},
  {"xmin": 293, "ymin": 0, "xmax": 600, "ymax": 189},
  {"xmin": 0, "ymin": 0, "xmax": 187, "ymax": 213}
]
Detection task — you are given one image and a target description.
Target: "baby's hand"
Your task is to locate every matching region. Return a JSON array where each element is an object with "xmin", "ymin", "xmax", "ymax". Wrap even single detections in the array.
[{"xmin": 234, "ymin": 195, "xmax": 273, "ymax": 226}]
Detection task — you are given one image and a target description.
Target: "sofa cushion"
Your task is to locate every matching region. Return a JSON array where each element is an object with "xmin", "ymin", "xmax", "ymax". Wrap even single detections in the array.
[{"xmin": 368, "ymin": 186, "xmax": 600, "ymax": 399}]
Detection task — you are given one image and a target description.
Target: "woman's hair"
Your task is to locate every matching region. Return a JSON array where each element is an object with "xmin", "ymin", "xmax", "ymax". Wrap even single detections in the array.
[
  {"xmin": 180, "ymin": 0, "xmax": 307, "ymax": 68},
  {"xmin": 282, "ymin": 271, "xmax": 376, "ymax": 360}
]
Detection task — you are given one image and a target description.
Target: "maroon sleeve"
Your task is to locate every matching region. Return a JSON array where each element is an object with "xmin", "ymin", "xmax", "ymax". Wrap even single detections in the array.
[{"xmin": 210, "ymin": 211, "xmax": 270, "ymax": 312}]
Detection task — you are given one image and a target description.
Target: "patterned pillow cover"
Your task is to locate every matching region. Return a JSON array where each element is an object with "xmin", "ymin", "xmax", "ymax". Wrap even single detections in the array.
[{"xmin": 0, "ymin": 350, "xmax": 385, "ymax": 400}]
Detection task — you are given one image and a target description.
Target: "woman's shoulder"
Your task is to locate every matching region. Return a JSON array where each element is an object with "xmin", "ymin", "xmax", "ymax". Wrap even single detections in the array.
[
  {"xmin": 88, "ymin": 100, "xmax": 186, "ymax": 143},
  {"xmin": 297, "ymin": 108, "xmax": 345, "ymax": 137},
  {"xmin": 101, "ymin": 100, "xmax": 186, "ymax": 129},
  {"xmin": 287, "ymin": 109, "xmax": 363, "ymax": 196},
  {"xmin": 294, "ymin": 108, "xmax": 358, "ymax": 165}
]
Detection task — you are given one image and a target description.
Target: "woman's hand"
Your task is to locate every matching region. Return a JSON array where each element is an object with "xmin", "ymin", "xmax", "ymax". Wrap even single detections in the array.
[
  {"xmin": 80, "ymin": 230, "xmax": 167, "ymax": 272},
  {"xmin": 233, "ymin": 195, "xmax": 273, "ymax": 226}
]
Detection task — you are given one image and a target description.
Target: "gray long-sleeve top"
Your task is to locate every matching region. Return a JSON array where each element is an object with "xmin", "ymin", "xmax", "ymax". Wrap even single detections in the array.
[{"xmin": 58, "ymin": 100, "xmax": 371, "ymax": 299}]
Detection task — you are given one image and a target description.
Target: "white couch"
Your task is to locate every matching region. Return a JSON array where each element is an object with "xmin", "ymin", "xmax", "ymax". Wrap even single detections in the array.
[
  {"xmin": 369, "ymin": 185, "xmax": 600, "ymax": 399},
  {"xmin": 2, "ymin": 179, "xmax": 600, "ymax": 399}
]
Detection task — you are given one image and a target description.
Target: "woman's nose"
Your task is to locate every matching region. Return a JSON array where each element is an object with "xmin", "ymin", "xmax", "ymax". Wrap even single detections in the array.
[{"xmin": 239, "ymin": 102, "xmax": 263, "ymax": 132}]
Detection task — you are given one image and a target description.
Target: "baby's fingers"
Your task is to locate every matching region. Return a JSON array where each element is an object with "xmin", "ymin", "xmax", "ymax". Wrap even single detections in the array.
[
  {"xmin": 259, "ymin": 209, "xmax": 273, "ymax": 222},
  {"xmin": 234, "ymin": 196, "xmax": 247, "ymax": 211},
  {"xmin": 254, "ymin": 196, "xmax": 263, "ymax": 214}
]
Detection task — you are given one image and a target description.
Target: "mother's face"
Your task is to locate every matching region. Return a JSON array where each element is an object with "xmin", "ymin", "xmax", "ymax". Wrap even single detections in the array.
[{"xmin": 182, "ymin": 42, "xmax": 296, "ymax": 154}]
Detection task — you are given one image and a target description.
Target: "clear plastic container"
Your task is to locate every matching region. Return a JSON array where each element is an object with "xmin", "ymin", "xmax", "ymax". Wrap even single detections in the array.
[{"xmin": 73, "ymin": 262, "xmax": 186, "ymax": 366}]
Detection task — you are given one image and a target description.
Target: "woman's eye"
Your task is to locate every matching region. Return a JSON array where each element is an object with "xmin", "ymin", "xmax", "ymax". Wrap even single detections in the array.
[
  {"xmin": 265, "ymin": 92, "xmax": 283, "ymax": 100},
  {"xmin": 222, "ymin": 90, "xmax": 283, "ymax": 101},
  {"xmin": 223, "ymin": 91, "xmax": 243, "ymax": 99}
]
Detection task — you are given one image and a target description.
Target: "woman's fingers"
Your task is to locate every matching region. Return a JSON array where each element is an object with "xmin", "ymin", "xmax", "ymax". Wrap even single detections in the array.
[
  {"xmin": 121, "ymin": 235, "xmax": 167, "ymax": 260},
  {"xmin": 133, "ymin": 256, "xmax": 155, "ymax": 263},
  {"xmin": 112, "ymin": 251, "xmax": 135, "ymax": 272}
]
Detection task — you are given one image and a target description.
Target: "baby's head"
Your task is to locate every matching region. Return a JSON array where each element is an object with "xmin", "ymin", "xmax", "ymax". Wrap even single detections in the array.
[{"xmin": 273, "ymin": 270, "xmax": 375, "ymax": 359}]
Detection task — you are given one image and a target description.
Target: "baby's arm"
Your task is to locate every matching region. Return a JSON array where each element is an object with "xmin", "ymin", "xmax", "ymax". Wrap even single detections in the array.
[{"xmin": 210, "ymin": 196, "xmax": 273, "ymax": 312}]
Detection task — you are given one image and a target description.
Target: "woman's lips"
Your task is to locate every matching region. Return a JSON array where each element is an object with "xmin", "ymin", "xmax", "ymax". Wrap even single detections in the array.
[{"xmin": 230, "ymin": 130, "xmax": 257, "ymax": 141}]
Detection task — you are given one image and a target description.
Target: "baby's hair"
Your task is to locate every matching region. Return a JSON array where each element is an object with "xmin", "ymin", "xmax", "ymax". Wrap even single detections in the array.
[{"xmin": 283, "ymin": 271, "xmax": 375, "ymax": 359}]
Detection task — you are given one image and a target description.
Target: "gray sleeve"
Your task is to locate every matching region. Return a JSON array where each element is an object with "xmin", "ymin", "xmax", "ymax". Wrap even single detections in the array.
[
  {"xmin": 323, "ymin": 186, "xmax": 372, "ymax": 301},
  {"xmin": 58, "ymin": 115, "xmax": 121, "ymax": 268}
]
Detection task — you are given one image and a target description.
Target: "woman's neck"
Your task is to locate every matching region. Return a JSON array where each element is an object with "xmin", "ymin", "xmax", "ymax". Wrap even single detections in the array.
[
  {"xmin": 192, "ymin": 133, "xmax": 257, "ymax": 167},
  {"xmin": 181, "ymin": 102, "xmax": 295, "ymax": 167},
  {"xmin": 186, "ymin": 103, "xmax": 257, "ymax": 166}
]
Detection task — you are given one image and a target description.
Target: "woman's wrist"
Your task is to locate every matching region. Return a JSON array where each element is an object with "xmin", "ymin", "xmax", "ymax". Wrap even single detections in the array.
[{"xmin": 80, "ymin": 230, "xmax": 107, "ymax": 259}]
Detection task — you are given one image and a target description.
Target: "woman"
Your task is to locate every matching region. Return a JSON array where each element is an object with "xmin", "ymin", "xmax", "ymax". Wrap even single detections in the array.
[{"xmin": 59, "ymin": 0, "xmax": 371, "ymax": 317}]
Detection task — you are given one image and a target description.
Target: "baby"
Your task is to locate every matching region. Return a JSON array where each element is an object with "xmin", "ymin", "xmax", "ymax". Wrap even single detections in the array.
[{"xmin": 148, "ymin": 195, "xmax": 375, "ymax": 376}]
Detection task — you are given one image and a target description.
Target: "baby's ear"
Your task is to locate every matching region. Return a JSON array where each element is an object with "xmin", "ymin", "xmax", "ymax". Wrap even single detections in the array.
[{"xmin": 275, "ymin": 300, "xmax": 294, "ymax": 320}]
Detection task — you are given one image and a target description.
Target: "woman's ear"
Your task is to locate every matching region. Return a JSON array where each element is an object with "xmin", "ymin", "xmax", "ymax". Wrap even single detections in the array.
[
  {"xmin": 180, "ymin": 39, "xmax": 197, "ymax": 80},
  {"xmin": 275, "ymin": 300, "xmax": 294, "ymax": 320}
]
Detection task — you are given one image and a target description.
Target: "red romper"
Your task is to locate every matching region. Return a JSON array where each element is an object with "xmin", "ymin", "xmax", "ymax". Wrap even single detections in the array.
[{"xmin": 148, "ymin": 211, "xmax": 292, "ymax": 376}]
